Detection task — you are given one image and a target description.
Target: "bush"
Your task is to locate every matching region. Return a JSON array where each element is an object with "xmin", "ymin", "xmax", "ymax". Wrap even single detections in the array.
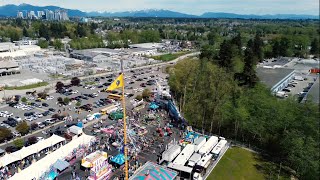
[
  {"xmin": 13, "ymin": 138, "xmax": 24, "ymax": 149},
  {"xmin": 21, "ymin": 97, "xmax": 27, "ymax": 103},
  {"xmin": 28, "ymin": 136, "xmax": 38, "ymax": 145}
]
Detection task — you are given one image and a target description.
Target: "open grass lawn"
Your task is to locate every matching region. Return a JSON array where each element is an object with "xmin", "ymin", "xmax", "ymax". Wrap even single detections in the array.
[
  {"xmin": 4, "ymin": 82, "xmax": 49, "ymax": 90},
  {"xmin": 152, "ymin": 52, "xmax": 189, "ymax": 61},
  {"xmin": 207, "ymin": 147, "xmax": 290, "ymax": 180}
]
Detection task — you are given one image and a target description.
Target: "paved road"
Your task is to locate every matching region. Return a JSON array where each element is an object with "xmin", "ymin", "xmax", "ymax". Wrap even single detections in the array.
[{"xmin": 0, "ymin": 52, "xmax": 200, "ymax": 99}]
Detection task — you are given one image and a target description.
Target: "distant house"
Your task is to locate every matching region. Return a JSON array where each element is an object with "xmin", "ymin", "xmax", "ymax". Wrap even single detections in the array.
[{"xmin": 257, "ymin": 67, "xmax": 295, "ymax": 93}]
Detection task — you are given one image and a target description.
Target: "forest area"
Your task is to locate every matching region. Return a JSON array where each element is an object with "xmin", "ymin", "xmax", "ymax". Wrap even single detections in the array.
[{"xmin": 168, "ymin": 33, "xmax": 319, "ymax": 180}]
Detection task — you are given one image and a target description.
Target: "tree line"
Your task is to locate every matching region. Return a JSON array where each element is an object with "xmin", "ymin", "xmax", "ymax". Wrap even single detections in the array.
[{"xmin": 168, "ymin": 33, "xmax": 319, "ymax": 179}]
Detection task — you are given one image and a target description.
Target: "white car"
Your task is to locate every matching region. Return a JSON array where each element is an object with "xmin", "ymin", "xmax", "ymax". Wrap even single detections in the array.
[
  {"xmin": 25, "ymin": 117, "xmax": 34, "ymax": 122},
  {"xmin": 12, "ymin": 131, "xmax": 21, "ymax": 137},
  {"xmin": 45, "ymin": 119, "xmax": 55, "ymax": 124},
  {"xmin": 36, "ymin": 113, "xmax": 43, "ymax": 118},
  {"xmin": 36, "ymin": 137, "xmax": 44, "ymax": 141},
  {"xmin": 72, "ymin": 90, "xmax": 79, "ymax": 94},
  {"xmin": 37, "ymin": 122, "xmax": 45, "ymax": 128},
  {"xmin": 46, "ymin": 96, "xmax": 54, "ymax": 100},
  {"xmin": 0, "ymin": 123, "xmax": 11, "ymax": 129},
  {"xmin": 92, "ymin": 93, "xmax": 98, "ymax": 97},
  {"xmin": 15, "ymin": 117, "xmax": 22, "ymax": 122}
]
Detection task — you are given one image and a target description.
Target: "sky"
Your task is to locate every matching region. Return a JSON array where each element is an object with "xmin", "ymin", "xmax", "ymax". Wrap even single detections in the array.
[{"xmin": 0, "ymin": 0, "xmax": 319, "ymax": 15}]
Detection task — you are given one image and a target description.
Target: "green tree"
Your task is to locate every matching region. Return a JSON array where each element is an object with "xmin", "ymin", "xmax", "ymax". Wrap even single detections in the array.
[
  {"xmin": 71, "ymin": 77, "xmax": 81, "ymax": 86},
  {"xmin": 13, "ymin": 138, "xmax": 24, "ymax": 149},
  {"xmin": 135, "ymin": 95, "xmax": 143, "ymax": 101},
  {"xmin": 142, "ymin": 89, "xmax": 151, "ymax": 99},
  {"xmin": 22, "ymin": 27, "xmax": 29, "ymax": 37},
  {"xmin": 75, "ymin": 101, "xmax": 81, "ymax": 107},
  {"xmin": 55, "ymin": 81, "xmax": 64, "ymax": 91},
  {"xmin": 15, "ymin": 122, "xmax": 30, "ymax": 135},
  {"xmin": 0, "ymin": 127, "xmax": 12, "ymax": 142},
  {"xmin": 52, "ymin": 39, "xmax": 63, "ymax": 50},
  {"xmin": 310, "ymin": 38, "xmax": 319, "ymax": 57},
  {"xmin": 252, "ymin": 33, "xmax": 264, "ymax": 62},
  {"xmin": 63, "ymin": 97, "xmax": 70, "ymax": 105},
  {"xmin": 38, "ymin": 39, "xmax": 49, "ymax": 48},
  {"xmin": 21, "ymin": 97, "xmax": 27, "ymax": 103}
]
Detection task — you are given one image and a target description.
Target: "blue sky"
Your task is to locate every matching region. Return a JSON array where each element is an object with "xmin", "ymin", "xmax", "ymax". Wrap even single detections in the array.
[{"xmin": 0, "ymin": 0, "xmax": 319, "ymax": 15}]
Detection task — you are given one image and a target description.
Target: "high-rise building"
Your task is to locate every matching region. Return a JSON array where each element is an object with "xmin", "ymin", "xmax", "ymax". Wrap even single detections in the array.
[
  {"xmin": 17, "ymin": 11, "xmax": 24, "ymax": 18},
  {"xmin": 29, "ymin": 11, "xmax": 36, "ymax": 19},
  {"xmin": 37, "ymin": 11, "xmax": 44, "ymax": 19}
]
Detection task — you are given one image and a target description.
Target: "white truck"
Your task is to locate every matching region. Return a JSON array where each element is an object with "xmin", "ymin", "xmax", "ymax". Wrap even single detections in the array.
[
  {"xmin": 187, "ymin": 153, "xmax": 202, "ymax": 167},
  {"xmin": 162, "ymin": 144, "xmax": 181, "ymax": 162},
  {"xmin": 193, "ymin": 137, "xmax": 206, "ymax": 152},
  {"xmin": 198, "ymin": 136, "xmax": 218, "ymax": 155}
]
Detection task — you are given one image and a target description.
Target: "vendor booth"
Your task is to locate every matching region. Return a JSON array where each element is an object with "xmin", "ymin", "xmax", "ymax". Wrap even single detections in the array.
[{"xmin": 81, "ymin": 151, "xmax": 112, "ymax": 180}]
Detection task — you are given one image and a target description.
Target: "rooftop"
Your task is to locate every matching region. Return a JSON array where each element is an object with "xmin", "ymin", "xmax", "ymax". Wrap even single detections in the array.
[
  {"xmin": 257, "ymin": 67, "xmax": 295, "ymax": 88},
  {"xmin": 129, "ymin": 43, "xmax": 164, "ymax": 49},
  {"xmin": 307, "ymin": 78, "xmax": 319, "ymax": 104},
  {"xmin": 0, "ymin": 60, "xmax": 19, "ymax": 68}
]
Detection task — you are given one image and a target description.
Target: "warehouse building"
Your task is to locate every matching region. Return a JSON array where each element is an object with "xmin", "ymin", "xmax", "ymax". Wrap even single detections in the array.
[
  {"xmin": 257, "ymin": 67, "xmax": 295, "ymax": 93},
  {"xmin": 0, "ymin": 60, "xmax": 20, "ymax": 76}
]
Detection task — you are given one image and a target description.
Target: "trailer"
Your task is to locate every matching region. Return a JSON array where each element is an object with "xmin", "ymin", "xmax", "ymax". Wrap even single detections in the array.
[
  {"xmin": 193, "ymin": 137, "xmax": 206, "ymax": 152},
  {"xmin": 167, "ymin": 162, "xmax": 193, "ymax": 179},
  {"xmin": 187, "ymin": 153, "xmax": 202, "ymax": 167},
  {"xmin": 198, "ymin": 136, "xmax": 218, "ymax": 155},
  {"xmin": 197, "ymin": 153, "xmax": 213, "ymax": 169},
  {"xmin": 211, "ymin": 139, "xmax": 227, "ymax": 159},
  {"xmin": 162, "ymin": 144, "xmax": 181, "ymax": 162},
  {"xmin": 173, "ymin": 144, "xmax": 195, "ymax": 165}
]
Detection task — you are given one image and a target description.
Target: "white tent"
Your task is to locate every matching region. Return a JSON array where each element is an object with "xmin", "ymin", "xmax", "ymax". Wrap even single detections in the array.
[
  {"xmin": 0, "ymin": 153, "xmax": 20, "ymax": 167},
  {"xmin": 10, "ymin": 134, "xmax": 95, "ymax": 180},
  {"xmin": 68, "ymin": 125, "xmax": 83, "ymax": 135},
  {"xmin": 0, "ymin": 135, "xmax": 65, "ymax": 168}
]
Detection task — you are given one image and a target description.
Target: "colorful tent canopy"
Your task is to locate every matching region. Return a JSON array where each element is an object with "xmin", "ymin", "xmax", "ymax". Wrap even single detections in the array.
[
  {"xmin": 111, "ymin": 153, "xmax": 125, "ymax": 165},
  {"xmin": 53, "ymin": 159, "xmax": 70, "ymax": 171},
  {"xmin": 129, "ymin": 161, "xmax": 178, "ymax": 180},
  {"xmin": 149, "ymin": 102, "xmax": 159, "ymax": 110}
]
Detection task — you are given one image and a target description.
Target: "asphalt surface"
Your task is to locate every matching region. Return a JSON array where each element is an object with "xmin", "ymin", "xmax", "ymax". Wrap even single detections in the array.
[{"xmin": 0, "ymin": 66, "xmax": 170, "ymax": 149}]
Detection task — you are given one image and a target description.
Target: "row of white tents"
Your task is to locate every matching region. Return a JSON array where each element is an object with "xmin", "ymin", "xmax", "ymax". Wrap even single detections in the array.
[
  {"xmin": 0, "ymin": 134, "xmax": 65, "ymax": 167},
  {"xmin": 10, "ymin": 134, "xmax": 95, "ymax": 180}
]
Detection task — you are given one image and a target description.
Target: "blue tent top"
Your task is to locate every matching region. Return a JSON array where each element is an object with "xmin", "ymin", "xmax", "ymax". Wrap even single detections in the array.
[
  {"xmin": 46, "ymin": 170, "xmax": 58, "ymax": 180},
  {"xmin": 111, "ymin": 153, "xmax": 126, "ymax": 165},
  {"xmin": 53, "ymin": 159, "xmax": 70, "ymax": 171},
  {"xmin": 77, "ymin": 122, "xmax": 83, "ymax": 128},
  {"xmin": 149, "ymin": 102, "xmax": 159, "ymax": 110}
]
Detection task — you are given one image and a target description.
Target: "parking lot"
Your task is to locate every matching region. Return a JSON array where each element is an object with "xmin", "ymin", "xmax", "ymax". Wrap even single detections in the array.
[{"xmin": 0, "ymin": 66, "xmax": 169, "ymax": 149}]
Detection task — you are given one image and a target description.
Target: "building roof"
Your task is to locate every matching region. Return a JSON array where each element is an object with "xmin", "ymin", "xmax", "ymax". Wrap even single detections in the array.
[
  {"xmin": 0, "ymin": 61, "xmax": 19, "ymax": 69},
  {"xmin": 307, "ymin": 78, "xmax": 319, "ymax": 104},
  {"xmin": 129, "ymin": 43, "xmax": 163, "ymax": 49},
  {"xmin": 257, "ymin": 68, "xmax": 295, "ymax": 88}
]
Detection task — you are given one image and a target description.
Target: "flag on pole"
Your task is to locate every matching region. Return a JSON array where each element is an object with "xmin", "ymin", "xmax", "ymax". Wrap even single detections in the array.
[{"xmin": 106, "ymin": 73, "xmax": 124, "ymax": 91}]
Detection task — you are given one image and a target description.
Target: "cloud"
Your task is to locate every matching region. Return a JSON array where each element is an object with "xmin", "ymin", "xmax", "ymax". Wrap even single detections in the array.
[{"xmin": 0, "ymin": 0, "xmax": 318, "ymax": 15}]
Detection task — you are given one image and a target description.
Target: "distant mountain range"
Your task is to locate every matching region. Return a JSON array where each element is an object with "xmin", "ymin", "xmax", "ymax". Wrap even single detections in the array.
[{"xmin": 0, "ymin": 4, "xmax": 318, "ymax": 19}]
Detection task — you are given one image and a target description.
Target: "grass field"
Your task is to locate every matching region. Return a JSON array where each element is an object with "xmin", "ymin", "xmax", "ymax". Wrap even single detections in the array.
[
  {"xmin": 152, "ymin": 52, "xmax": 190, "ymax": 61},
  {"xmin": 207, "ymin": 147, "xmax": 290, "ymax": 180},
  {"xmin": 4, "ymin": 82, "xmax": 49, "ymax": 90}
]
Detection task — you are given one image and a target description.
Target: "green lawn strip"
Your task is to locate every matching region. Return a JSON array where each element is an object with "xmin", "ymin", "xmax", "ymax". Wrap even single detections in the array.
[
  {"xmin": 4, "ymin": 82, "xmax": 49, "ymax": 90},
  {"xmin": 152, "ymin": 52, "xmax": 190, "ymax": 61},
  {"xmin": 207, "ymin": 147, "xmax": 290, "ymax": 180}
]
